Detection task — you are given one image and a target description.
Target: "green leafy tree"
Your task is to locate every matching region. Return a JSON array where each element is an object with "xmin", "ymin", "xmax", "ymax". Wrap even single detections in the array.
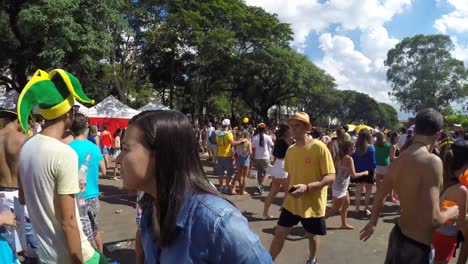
[
  {"xmin": 385, "ymin": 34, "xmax": 468, "ymax": 114},
  {"xmin": 0, "ymin": 0, "xmax": 127, "ymax": 92},
  {"xmin": 297, "ymin": 88, "xmax": 339, "ymax": 127},
  {"xmin": 377, "ymin": 103, "xmax": 399, "ymax": 129},
  {"xmin": 335, "ymin": 90, "xmax": 382, "ymax": 126},
  {"xmin": 140, "ymin": 0, "xmax": 293, "ymax": 123},
  {"xmin": 236, "ymin": 46, "xmax": 334, "ymax": 124}
]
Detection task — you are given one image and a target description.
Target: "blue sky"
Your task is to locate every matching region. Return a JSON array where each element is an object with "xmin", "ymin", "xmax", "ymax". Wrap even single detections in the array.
[{"xmin": 245, "ymin": 0, "xmax": 468, "ymax": 119}]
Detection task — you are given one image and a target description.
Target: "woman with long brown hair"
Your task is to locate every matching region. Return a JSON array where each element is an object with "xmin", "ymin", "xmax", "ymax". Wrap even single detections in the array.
[
  {"xmin": 326, "ymin": 140, "xmax": 368, "ymax": 229},
  {"xmin": 117, "ymin": 110, "xmax": 272, "ymax": 263},
  {"xmin": 432, "ymin": 139, "xmax": 468, "ymax": 264},
  {"xmin": 388, "ymin": 131, "xmax": 400, "ymax": 202},
  {"xmin": 374, "ymin": 132, "xmax": 391, "ymax": 190},
  {"xmin": 352, "ymin": 130, "xmax": 376, "ymax": 215}
]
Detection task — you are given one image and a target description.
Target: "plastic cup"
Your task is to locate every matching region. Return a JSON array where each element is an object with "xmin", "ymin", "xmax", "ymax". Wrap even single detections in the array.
[
  {"xmin": 441, "ymin": 200, "xmax": 457, "ymax": 224},
  {"xmin": 459, "ymin": 169, "xmax": 468, "ymax": 188}
]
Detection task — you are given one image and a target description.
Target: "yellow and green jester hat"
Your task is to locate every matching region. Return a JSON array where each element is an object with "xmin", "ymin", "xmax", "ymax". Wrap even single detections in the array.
[{"xmin": 17, "ymin": 69, "xmax": 94, "ymax": 133}]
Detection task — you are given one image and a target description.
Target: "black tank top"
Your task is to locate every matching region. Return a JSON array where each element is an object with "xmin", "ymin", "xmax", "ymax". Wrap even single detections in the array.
[{"xmin": 273, "ymin": 138, "xmax": 291, "ymax": 159}]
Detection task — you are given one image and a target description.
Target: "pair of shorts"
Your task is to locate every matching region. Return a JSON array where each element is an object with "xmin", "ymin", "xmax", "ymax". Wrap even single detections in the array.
[
  {"xmin": 351, "ymin": 172, "xmax": 375, "ymax": 184},
  {"xmin": 85, "ymin": 251, "xmax": 109, "ymax": 264},
  {"xmin": 209, "ymin": 143, "xmax": 217, "ymax": 152},
  {"xmin": 215, "ymin": 157, "xmax": 234, "ymax": 177},
  {"xmin": 376, "ymin": 165, "xmax": 389, "ymax": 176},
  {"xmin": 270, "ymin": 159, "xmax": 287, "ymax": 179},
  {"xmin": 81, "ymin": 198, "xmax": 100, "ymax": 242},
  {"xmin": 432, "ymin": 231, "xmax": 457, "ymax": 262},
  {"xmin": 385, "ymin": 224, "xmax": 434, "ymax": 264},
  {"xmin": 255, "ymin": 159, "xmax": 270, "ymax": 178},
  {"xmin": 101, "ymin": 146, "xmax": 111, "ymax": 155},
  {"xmin": 237, "ymin": 156, "xmax": 250, "ymax": 167},
  {"xmin": 277, "ymin": 208, "xmax": 326, "ymax": 235}
]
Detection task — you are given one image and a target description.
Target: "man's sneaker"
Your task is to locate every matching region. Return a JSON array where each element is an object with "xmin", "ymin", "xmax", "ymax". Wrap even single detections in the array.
[
  {"xmin": 256, "ymin": 185, "xmax": 263, "ymax": 194},
  {"xmin": 306, "ymin": 258, "xmax": 318, "ymax": 264}
]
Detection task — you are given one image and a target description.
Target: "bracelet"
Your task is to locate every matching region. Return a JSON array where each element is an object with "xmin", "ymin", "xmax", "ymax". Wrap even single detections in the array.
[{"xmin": 306, "ymin": 183, "xmax": 310, "ymax": 192}]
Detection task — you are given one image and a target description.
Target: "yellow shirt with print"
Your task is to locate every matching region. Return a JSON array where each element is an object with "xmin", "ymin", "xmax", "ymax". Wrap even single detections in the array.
[
  {"xmin": 283, "ymin": 140, "xmax": 336, "ymax": 218},
  {"xmin": 216, "ymin": 132, "xmax": 234, "ymax": 157}
]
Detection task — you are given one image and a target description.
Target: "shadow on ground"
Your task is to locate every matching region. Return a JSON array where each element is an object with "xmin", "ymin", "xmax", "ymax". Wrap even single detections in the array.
[
  {"xmin": 99, "ymin": 183, "xmax": 138, "ymax": 208},
  {"xmin": 104, "ymin": 239, "xmax": 136, "ymax": 263},
  {"xmin": 262, "ymin": 226, "xmax": 308, "ymax": 241}
]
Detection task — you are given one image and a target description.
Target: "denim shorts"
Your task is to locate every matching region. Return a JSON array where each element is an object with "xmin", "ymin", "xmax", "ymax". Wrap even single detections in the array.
[
  {"xmin": 237, "ymin": 156, "xmax": 250, "ymax": 167},
  {"xmin": 215, "ymin": 157, "xmax": 234, "ymax": 177},
  {"xmin": 102, "ymin": 146, "xmax": 111, "ymax": 155}
]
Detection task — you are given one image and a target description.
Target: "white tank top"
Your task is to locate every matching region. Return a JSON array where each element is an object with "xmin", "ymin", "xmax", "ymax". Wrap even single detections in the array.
[{"xmin": 436, "ymin": 184, "xmax": 461, "ymax": 237}]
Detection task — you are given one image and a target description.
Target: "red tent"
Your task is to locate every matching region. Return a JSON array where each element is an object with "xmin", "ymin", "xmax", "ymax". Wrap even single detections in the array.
[{"xmin": 88, "ymin": 96, "xmax": 140, "ymax": 134}]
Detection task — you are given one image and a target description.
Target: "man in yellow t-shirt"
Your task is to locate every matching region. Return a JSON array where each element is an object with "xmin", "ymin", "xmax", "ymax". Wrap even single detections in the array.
[
  {"xmin": 215, "ymin": 119, "xmax": 246, "ymax": 193},
  {"xmin": 269, "ymin": 112, "xmax": 335, "ymax": 264}
]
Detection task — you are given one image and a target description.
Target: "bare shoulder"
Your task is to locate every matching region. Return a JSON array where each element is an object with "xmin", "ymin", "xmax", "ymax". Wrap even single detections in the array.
[
  {"xmin": 417, "ymin": 153, "xmax": 443, "ymax": 184},
  {"xmin": 454, "ymin": 185, "xmax": 468, "ymax": 196},
  {"xmin": 343, "ymin": 155, "xmax": 353, "ymax": 163}
]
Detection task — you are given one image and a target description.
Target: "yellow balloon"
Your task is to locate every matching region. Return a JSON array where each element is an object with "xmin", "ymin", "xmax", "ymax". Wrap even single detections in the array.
[{"xmin": 243, "ymin": 117, "xmax": 249, "ymax": 123}]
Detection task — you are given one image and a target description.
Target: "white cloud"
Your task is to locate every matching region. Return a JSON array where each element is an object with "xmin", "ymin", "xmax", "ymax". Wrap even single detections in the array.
[
  {"xmin": 317, "ymin": 33, "xmax": 394, "ymax": 105},
  {"xmin": 451, "ymin": 36, "xmax": 468, "ymax": 67},
  {"xmin": 360, "ymin": 25, "xmax": 399, "ymax": 69},
  {"xmin": 434, "ymin": 0, "xmax": 468, "ymax": 33},
  {"xmin": 244, "ymin": 0, "xmax": 411, "ymax": 47}
]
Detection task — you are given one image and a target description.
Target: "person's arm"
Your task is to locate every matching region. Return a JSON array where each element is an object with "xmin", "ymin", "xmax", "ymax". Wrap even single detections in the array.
[
  {"xmin": 229, "ymin": 138, "xmax": 247, "ymax": 146},
  {"xmin": 344, "ymin": 156, "xmax": 368, "ymax": 178},
  {"xmin": 209, "ymin": 210, "xmax": 273, "ymax": 263},
  {"xmin": 389, "ymin": 145, "xmax": 398, "ymax": 161},
  {"xmin": 0, "ymin": 211, "xmax": 16, "ymax": 227},
  {"xmin": 430, "ymin": 158, "xmax": 459, "ymax": 226},
  {"xmin": 454, "ymin": 187, "xmax": 468, "ymax": 232},
  {"xmin": 59, "ymin": 194, "xmax": 83, "ymax": 264},
  {"xmin": 55, "ymin": 150, "xmax": 84, "ymax": 263},
  {"xmin": 135, "ymin": 229, "xmax": 144, "ymax": 264},
  {"xmin": 370, "ymin": 147, "xmax": 377, "ymax": 168},
  {"xmin": 18, "ymin": 171, "xmax": 26, "ymax": 205},
  {"xmin": 98, "ymin": 160, "xmax": 106, "ymax": 178},
  {"xmin": 95, "ymin": 136, "xmax": 100, "ymax": 146},
  {"xmin": 360, "ymin": 162, "xmax": 394, "ymax": 241}
]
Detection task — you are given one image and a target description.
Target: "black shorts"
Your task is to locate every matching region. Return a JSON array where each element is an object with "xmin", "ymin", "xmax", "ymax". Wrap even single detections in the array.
[
  {"xmin": 277, "ymin": 208, "xmax": 326, "ymax": 235},
  {"xmin": 385, "ymin": 224, "xmax": 434, "ymax": 264}
]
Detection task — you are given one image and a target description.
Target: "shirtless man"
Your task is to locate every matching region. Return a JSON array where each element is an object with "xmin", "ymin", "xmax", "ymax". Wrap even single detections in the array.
[
  {"xmin": 0, "ymin": 110, "xmax": 33, "ymax": 255},
  {"xmin": 360, "ymin": 108, "xmax": 459, "ymax": 263},
  {"xmin": 0, "ymin": 111, "xmax": 28, "ymax": 190}
]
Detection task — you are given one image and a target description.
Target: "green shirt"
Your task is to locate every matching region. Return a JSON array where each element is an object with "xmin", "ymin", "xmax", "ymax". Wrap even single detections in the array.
[{"xmin": 374, "ymin": 142, "xmax": 391, "ymax": 166}]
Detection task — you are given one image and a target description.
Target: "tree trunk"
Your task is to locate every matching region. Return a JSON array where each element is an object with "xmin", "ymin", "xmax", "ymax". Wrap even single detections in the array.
[
  {"xmin": 261, "ymin": 107, "xmax": 271, "ymax": 126},
  {"xmin": 169, "ymin": 58, "xmax": 175, "ymax": 109},
  {"xmin": 13, "ymin": 65, "xmax": 27, "ymax": 93}
]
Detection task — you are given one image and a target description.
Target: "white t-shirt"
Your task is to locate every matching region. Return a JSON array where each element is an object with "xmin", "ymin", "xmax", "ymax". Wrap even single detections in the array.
[
  {"xmin": 397, "ymin": 133, "xmax": 407, "ymax": 149},
  {"xmin": 114, "ymin": 135, "xmax": 121, "ymax": 149},
  {"xmin": 19, "ymin": 135, "xmax": 95, "ymax": 263},
  {"xmin": 252, "ymin": 134, "xmax": 274, "ymax": 160}
]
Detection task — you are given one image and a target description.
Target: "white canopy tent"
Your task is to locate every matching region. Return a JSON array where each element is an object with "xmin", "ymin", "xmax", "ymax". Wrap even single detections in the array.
[
  {"xmin": 88, "ymin": 95, "xmax": 140, "ymax": 134},
  {"xmin": 138, "ymin": 100, "xmax": 170, "ymax": 111},
  {"xmin": 88, "ymin": 95, "xmax": 140, "ymax": 119},
  {"xmin": 74, "ymin": 101, "xmax": 89, "ymax": 116},
  {"xmin": 0, "ymin": 90, "xmax": 19, "ymax": 110}
]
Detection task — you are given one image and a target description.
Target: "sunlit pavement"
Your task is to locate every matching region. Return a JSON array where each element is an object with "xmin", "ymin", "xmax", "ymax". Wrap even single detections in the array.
[{"xmin": 98, "ymin": 158, "xmax": 407, "ymax": 264}]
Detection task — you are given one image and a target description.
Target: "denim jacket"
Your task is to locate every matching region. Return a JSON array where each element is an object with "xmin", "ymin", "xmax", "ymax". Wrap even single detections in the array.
[{"xmin": 140, "ymin": 192, "xmax": 273, "ymax": 264}]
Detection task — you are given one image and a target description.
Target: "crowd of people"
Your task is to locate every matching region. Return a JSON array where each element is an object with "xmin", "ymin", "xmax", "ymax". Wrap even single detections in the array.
[{"xmin": 0, "ymin": 68, "xmax": 467, "ymax": 264}]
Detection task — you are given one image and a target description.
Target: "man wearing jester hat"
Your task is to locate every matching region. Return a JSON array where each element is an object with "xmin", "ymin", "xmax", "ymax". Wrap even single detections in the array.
[{"xmin": 17, "ymin": 69, "xmax": 109, "ymax": 263}]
